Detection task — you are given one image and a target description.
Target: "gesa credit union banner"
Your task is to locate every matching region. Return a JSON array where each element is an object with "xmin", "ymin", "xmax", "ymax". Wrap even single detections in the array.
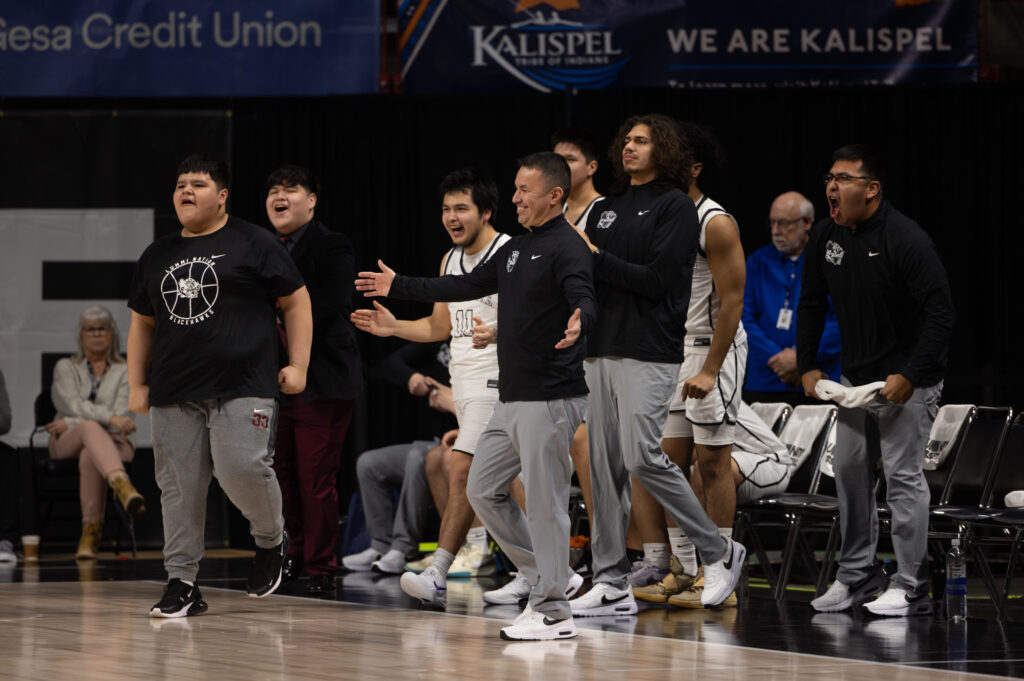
[{"xmin": 0, "ymin": 0, "xmax": 380, "ymax": 96}]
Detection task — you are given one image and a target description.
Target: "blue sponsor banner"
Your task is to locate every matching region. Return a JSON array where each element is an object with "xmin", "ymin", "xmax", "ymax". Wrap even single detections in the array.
[
  {"xmin": 400, "ymin": 0, "xmax": 977, "ymax": 93},
  {"xmin": 0, "ymin": 1, "xmax": 380, "ymax": 96}
]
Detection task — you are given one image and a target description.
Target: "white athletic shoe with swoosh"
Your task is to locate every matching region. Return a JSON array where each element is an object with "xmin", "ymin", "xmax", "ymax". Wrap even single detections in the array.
[
  {"xmin": 569, "ymin": 582, "xmax": 638, "ymax": 617},
  {"xmin": 701, "ymin": 537, "xmax": 746, "ymax": 607}
]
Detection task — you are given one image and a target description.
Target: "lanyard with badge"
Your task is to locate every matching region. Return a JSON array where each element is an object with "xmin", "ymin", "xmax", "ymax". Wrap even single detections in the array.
[
  {"xmin": 776, "ymin": 257, "xmax": 799, "ymax": 330},
  {"xmin": 87, "ymin": 361, "xmax": 109, "ymax": 402}
]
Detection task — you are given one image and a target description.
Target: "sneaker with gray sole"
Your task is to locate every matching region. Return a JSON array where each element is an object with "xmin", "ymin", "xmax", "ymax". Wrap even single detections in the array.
[{"xmin": 811, "ymin": 566, "xmax": 889, "ymax": 613}]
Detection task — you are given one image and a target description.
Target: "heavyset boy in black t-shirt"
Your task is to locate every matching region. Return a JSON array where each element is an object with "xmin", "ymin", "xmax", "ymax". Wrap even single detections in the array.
[{"xmin": 128, "ymin": 155, "xmax": 312, "ymax": 618}]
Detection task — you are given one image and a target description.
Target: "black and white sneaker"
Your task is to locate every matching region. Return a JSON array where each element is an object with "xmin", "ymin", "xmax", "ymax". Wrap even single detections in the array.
[
  {"xmin": 247, "ymin": 531, "xmax": 289, "ymax": 598},
  {"xmin": 150, "ymin": 578, "xmax": 208, "ymax": 618},
  {"xmin": 863, "ymin": 585, "xmax": 934, "ymax": 617}
]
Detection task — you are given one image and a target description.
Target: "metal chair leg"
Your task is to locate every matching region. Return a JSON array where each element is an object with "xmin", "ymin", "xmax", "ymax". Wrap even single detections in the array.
[{"xmin": 775, "ymin": 513, "xmax": 803, "ymax": 601}]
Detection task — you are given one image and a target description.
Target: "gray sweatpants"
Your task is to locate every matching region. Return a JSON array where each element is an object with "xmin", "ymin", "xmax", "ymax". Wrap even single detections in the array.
[
  {"xmin": 356, "ymin": 439, "xmax": 437, "ymax": 555},
  {"xmin": 151, "ymin": 397, "xmax": 284, "ymax": 583},
  {"xmin": 466, "ymin": 397, "xmax": 586, "ymax": 621},
  {"xmin": 586, "ymin": 357, "xmax": 726, "ymax": 589},
  {"xmin": 834, "ymin": 378, "xmax": 942, "ymax": 592}
]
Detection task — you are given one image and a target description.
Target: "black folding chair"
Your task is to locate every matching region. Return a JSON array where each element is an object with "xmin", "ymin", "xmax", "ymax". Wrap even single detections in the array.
[
  {"xmin": 733, "ymin": 404, "xmax": 838, "ymax": 600},
  {"xmin": 26, "ymin": 390, "xmax": 138, "ymax": 557}
]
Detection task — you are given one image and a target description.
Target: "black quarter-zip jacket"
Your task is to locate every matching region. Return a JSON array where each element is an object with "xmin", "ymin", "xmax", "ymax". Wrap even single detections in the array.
[
  {"xmin": 796, "ymin": 201, "xmax": 954, "ymax": 388},
  {"xmin": 584, "ymin": 182, "xmax": 700, "ymax": 363},
  {"xmin": 389, "ymin": 215, "xmax": 596, "ymax": 402}
]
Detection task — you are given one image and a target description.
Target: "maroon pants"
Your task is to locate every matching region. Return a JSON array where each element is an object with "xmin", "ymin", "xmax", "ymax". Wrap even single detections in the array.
[{"xmin": 272, "ymin": 397, "xmax": 354, "ymax": 576}]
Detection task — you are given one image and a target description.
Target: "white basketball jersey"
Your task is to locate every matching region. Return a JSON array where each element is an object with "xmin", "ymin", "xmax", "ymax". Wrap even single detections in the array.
[
  {"xmin": 564, "ymin": 196, "xmax": 605, "ymax": 233},
  {"xmin": 684, "ymin": 195, "xmax": 747, "ymax": 345},
  {"xmin": 443, "ymin": 232, "xmax": 511, "ymax": 397}
]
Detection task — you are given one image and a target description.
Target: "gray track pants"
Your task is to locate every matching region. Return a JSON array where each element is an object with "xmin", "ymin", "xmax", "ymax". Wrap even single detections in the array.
[
  {"xmin": 466, "ymin": 397, "xmax": 586, "ymax": 621},
  {"xmin": 151, "ymin": 397, "xmax": 284, "ymax": 583},
  {"xmin": 586, "ymin": 357, "xmax": 726, "ymax": 588},
  {"xmin": 834, "ymin": 378, "xmax": 942, "ymax": 592},
  {"xmin": 356, "ymin": 440, "xmax": 437, "ymax": 555}
]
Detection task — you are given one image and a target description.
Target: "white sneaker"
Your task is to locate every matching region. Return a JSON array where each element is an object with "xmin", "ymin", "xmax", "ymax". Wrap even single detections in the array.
[
  {"xmin": 484, "ymin": 574, "xmax": 531, "ymax": 604},
  {"xmin": 400, "ymin": 565, "xmax": 447, "ymax": 608},
  {"xmin": 372, "ymin": 549, "xmax": 406, "ymax": 575},
  {"xmin": 863, "ymin": 586, "xmax": 934, "ymax": 617},
  {"xmin": 500, "ymin": 609, "xmax": 577, "ymax": 641},
  {"xmin": 341, "ymin": 547, "xmax": 381, "ymax": 572},
  {"xmin": 404, "ymin": 552, "xmax": 434, "ymax": 573},
  {"xmin": 448, "ymin": 542, "xmax": 496, "ymax": 577},
  {"xmin": 570, "ymin": 582, "xmax": 637, "ymax": 617},
  {"xmin": 811, "ymin": 580, "xmax": 853, "ymax": 612},
  {"xmin": 811, "ymin": 568, "xmax": 889, "ymax": 612},
  {"xmin": 565, "ymin": 572, "xmax": 584, "ymax": 599},
  {"xmin": 484, "ymin": 570, "xmax": 584, "ymax": 605},
  {"xmin": 702, "ymin": 538, "xmax": 746, "ymax": 607}
]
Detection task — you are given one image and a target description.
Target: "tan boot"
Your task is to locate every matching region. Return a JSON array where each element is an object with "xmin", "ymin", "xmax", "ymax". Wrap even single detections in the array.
[
  {"xmin": 76, "ymin": 521, "xmax": 103, "ymax": 560},
  {"xmin": 108, "ymin": 471, "xmax": 146, "ymax": 518}
]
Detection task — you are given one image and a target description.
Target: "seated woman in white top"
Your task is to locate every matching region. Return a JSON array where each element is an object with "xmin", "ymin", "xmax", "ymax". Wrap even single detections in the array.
[{"xmin": 47, "ymin": 306, "xmax": 144, "ymax": 560}]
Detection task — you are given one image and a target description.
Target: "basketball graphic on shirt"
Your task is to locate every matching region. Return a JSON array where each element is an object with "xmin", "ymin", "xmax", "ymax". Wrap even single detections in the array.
[{"xmin": 160, "ymin": 256, "xmax": 219, "ymax": 324}]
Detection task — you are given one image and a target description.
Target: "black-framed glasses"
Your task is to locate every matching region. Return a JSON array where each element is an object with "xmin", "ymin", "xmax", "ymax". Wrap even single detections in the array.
[
  {"xmin": 766, "ymin": 217, "xmax": 810, "ymax": 228},
  {"xmin": 823, "ymin": 173, "xmax": 876, "ymax": 186}
]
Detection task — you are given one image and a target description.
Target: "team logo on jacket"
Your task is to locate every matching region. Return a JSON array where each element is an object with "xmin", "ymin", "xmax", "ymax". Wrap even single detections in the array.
[
  {"xmin": 160, "ymin": 256, "xmax": 219, "ymax": 325},
  {"xmin": 825, "ymin": 240, "xmax": 845, "ymax": 266},
  {"xmin": 596, "ymin": 210, "xmax": 617, "ymax": 229},
  {"xmin": 507, "ymin": 250, "xmax": 520, "ymax": 272}
]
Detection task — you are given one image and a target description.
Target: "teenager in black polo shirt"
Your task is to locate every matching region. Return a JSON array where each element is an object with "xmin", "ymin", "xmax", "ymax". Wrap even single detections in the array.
[{"xmin": 127, "ymin": 154, "xmax": 312, "ymax": 618}]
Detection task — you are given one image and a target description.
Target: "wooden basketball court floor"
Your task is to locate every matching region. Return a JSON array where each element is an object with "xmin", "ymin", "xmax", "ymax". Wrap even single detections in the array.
[{"xmin": 2, "ymin": 556, "xmax": 1023, "ymax": 681}]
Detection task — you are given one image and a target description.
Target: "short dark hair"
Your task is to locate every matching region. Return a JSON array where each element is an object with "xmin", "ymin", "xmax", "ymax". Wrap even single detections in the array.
[
  {"xmin": 550, "ymin": 127, "xmax": 601, "ymax": 165},
  {"xmin": 677, "ymin": 120, "xmax": 727, "ymax": 184},
  {"xmin": 265, "ymin": 164, "xmax": 319, "ymax": 196},
  {"xmin": 439, "ymin": 167, "xmax": 499, "ymax": 220},
  {"xmin": 517, "ymin": 152, "xmax": 571, "ymax": 205},
  {"xmin": 832, "ymin": 144, "xmax": 885, "ymax": 184},
  {"xmin": 177, "ymin": 153, "xmax": 231, "ymax": 191},
  {"xmin": 608, "ymin": 114, "xmax": 692, "ymax": 195}
]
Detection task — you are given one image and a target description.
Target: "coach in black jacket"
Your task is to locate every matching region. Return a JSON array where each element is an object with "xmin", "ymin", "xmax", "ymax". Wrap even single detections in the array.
[
  {"xmin": 267, "ymin": 165, "xmax": 361, "ymax": 595},
  {"xmin": 798, "ymin": 145, "xmax": 954, "ymax": 617},
  {"xmin": 356, "ymin": 152, "xmax": 594, "ymax": 640}
]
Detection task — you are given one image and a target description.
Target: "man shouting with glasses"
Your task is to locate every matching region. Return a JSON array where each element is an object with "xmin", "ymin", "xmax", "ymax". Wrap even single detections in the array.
[
  {"xmin": 797, "ymin": 145, "xmax": 954, "ymax": 617},
  {"xmin": 742, "ymin": 191, "xmax": 842, "ymax": 406}
]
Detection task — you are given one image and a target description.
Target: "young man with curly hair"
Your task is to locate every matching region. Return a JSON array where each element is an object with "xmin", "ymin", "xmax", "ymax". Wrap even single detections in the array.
[{"xmin": 569, "ymin": 114, "xmax": 746, "ymax": 617}]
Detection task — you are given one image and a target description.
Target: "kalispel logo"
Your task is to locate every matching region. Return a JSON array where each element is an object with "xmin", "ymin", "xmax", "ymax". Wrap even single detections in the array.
[{"xmin": 470, "ymin": 1, "xmax": 629, "ymax": 92}]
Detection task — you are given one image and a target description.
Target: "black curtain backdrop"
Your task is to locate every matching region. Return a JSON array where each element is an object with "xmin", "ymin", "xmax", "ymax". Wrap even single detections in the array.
[{"xmin": 3, "ymin": 85, "xmax": 1023, "ymax": 513}]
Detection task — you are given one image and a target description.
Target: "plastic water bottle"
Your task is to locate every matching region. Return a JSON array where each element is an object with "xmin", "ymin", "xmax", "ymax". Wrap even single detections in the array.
[{"xmin": 945, "ymin": 538, "xmax": 967, "ymax": 622}]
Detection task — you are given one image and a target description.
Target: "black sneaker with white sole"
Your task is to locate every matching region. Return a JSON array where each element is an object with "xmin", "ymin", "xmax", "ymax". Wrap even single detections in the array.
[
  {"xmin": 150, "ymin": 578, "xmax": 209, "ymax": 618},
  {"xmin": 247, "ymin": 531, "xmax": 289, "ymax": 598}
]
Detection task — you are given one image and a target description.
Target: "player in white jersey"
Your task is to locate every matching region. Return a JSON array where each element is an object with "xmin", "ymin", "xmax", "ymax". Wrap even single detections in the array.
[
  {"xmin": 351, "ymin": 168, "xmax": 509, "ymax": 606},
  {"xmin": 630, "ymin": 122, "xmax": 789, "ymax": 607}
]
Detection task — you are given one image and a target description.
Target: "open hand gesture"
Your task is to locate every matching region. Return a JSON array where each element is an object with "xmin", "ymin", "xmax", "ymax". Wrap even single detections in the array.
[{"xmin": 355, "ymin": 260, "xmax": 396, "ymax": 297}]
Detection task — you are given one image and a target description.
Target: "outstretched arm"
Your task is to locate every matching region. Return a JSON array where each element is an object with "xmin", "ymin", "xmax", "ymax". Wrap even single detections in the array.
[{"xmin": 352, "ymin": 254, "xmax": 453, "ymax": 343}]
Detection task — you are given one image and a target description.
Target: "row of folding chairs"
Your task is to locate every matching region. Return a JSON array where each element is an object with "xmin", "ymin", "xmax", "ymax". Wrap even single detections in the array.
[{"xmin": 735, "ymin": 402, "xmax": 1024, "ymax": 619}]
